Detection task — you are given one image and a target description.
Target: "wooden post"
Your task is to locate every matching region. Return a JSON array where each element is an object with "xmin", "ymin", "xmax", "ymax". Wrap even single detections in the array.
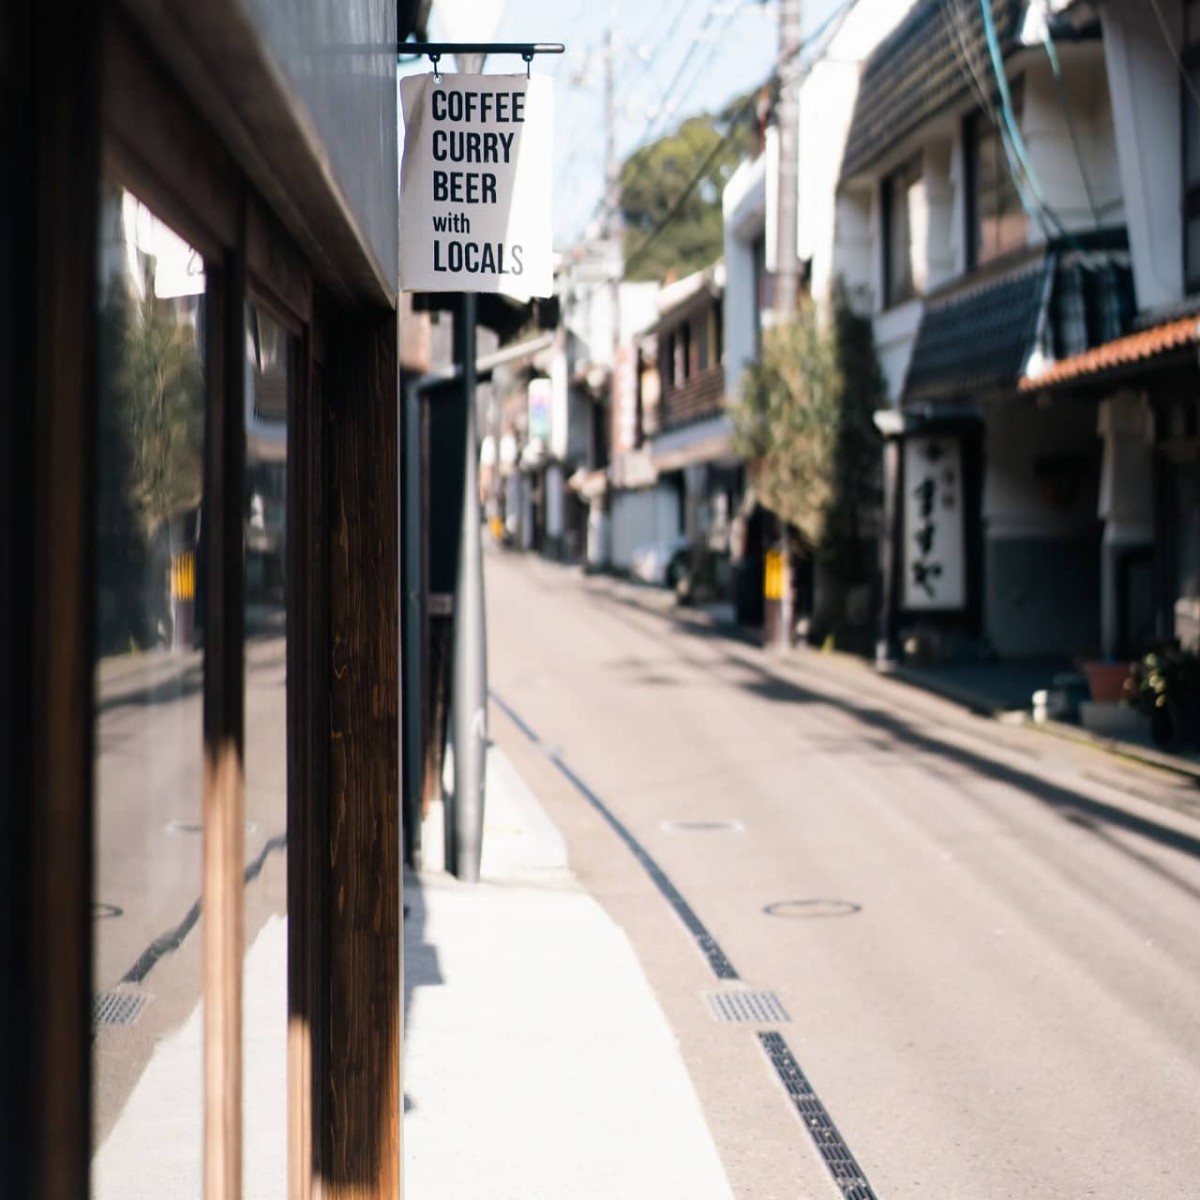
[
  {"xmin": 2, "ymin": 2, "xmax": 101, "ymax": 1194},
  {"xmin": 202, "ymin": 233, "xmax": 247, "ymax": 1200},
  {"xmin": 323, "ymin": 313, "xmax": 401, "ymax": 1197}
]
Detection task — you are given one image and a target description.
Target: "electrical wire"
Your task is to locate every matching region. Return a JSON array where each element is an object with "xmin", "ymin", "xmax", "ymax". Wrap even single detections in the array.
[
  {"xmin": 978, "ymin": 0, "xmax": 1060, "ymax": 236},
  {"xmin": 1039, "ymin": 9, "xmax": 1101, "ymax": 226},
  {"xmin": 633, "ymin": 0, "xmax": 734, "ymax": 147},
  {"xmin": 622, "ymin": 0, "xmax": 861, "ymax": 276},
  {"xmin": 1147, "ymin": 0, "xmax": 1200, "ymax": 111}
]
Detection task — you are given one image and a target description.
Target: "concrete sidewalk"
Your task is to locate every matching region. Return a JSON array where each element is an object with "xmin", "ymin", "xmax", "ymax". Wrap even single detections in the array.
[
  {"xmin": 404, "ymin": 747, "xmax": 734, "ymax": 1199},
  {"xmin": 93, "ymin": 743, "xmax": 733, "ymax": 1198}
]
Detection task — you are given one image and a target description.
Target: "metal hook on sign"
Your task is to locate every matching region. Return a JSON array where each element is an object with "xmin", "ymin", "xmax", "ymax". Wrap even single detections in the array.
[
  {"xmin": 429, "ymin": 52, "xmax": 442, "ymax": 83},
  {"xmin": 522, "ymin": 51, "xmax": 533, "ymax": 79}
]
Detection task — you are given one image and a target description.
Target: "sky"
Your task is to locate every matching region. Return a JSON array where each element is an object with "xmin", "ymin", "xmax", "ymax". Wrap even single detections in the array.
[{"xmin": 406, "ymin": 0, "xmax": 827, "ymax": 249}]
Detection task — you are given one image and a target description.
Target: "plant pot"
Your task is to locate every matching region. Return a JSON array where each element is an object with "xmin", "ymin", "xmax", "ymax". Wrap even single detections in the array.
[{"xmin": 1082, "ymin": 660, "xmax": 1132, "ymax": 703}]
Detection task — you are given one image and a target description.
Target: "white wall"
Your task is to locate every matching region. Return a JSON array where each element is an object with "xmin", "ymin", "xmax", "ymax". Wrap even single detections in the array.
[
  {"xmin": 833, "ymin": 186, "xmax": 874, "ymax": 305},
  {"xmin": 800, "ymin": 58, "xmax": 867, "ymax": 306},
  {"xmin": 1022, "ymin": 51, "xmax": 1124, "ymax": 235},
  {"xmin": 1102, "ymin": 0, "xmax": 1184, "ymax": 308},
  {"xmin": 872, "ymin": 300, "xmax": 923, "ymax": 404},
  {"xmin": 723, "ymin": 155, "xmax": 766, "ymax": 401}
]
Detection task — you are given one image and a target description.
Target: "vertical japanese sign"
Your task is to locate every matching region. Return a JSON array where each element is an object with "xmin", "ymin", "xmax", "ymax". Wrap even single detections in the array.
[
  {"xmin": 400, "ymin": 72, "xmax": 554, "ymax": 299},
  {"xmin": 902, "ymin": 435, "xmax": 965, "ymax": 610}
]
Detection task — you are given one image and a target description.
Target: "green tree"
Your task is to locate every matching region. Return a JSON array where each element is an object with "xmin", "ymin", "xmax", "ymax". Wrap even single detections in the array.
[
  {"xmin": 117, "ymin": 281, "xmax": 205, "ymax": 541},
  {"xmin": 621, "ymin": 99, "xmax": 755, "ymax": 282},
  {"xmin": 730, "ymin": 288, "xmax": 883, "ymax": 583}
]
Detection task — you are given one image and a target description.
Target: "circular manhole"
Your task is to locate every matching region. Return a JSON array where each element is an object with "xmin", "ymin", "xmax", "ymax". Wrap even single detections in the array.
[
  {"xmin": 662, "ymin": 819, "xmax": 744, "ymax": 834},
  {"xmin": 763, "ymin": 899, "xmax": 862, "ymax": 919}
]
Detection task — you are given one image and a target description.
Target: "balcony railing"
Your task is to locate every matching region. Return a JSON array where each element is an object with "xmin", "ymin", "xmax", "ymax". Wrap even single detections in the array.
[{"xmin": 660, "ymin": 364, "xmax": 725, "ymax": 429}]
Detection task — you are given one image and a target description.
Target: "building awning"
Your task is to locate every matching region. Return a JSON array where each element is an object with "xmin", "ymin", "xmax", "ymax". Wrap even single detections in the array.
[
  {"xmin": 841, "ymin": 0, "xmax": 1026, "ymax": 183},
  {"xmin": 903, "ymin": 257, "xmax": 1051, "ymax": 404},
  {"xmin": 902, "ymin": 237, "xmax": 1135, "ymax": 404},
  {"xmin": 1019, "ymin": 313, "xmax": 1200, "ymax": 392}
]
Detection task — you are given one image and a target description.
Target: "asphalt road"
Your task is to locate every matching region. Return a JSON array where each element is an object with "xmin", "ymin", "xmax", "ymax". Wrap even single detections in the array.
[{"xmin": 484, "ymin": 545, "xmax": 1200, "ymax": 1200}]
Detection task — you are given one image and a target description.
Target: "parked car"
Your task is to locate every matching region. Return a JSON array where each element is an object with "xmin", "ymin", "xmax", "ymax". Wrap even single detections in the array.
[{"xmin": 629, "ymin": 535, "xmax": 691, "ymax": 588}]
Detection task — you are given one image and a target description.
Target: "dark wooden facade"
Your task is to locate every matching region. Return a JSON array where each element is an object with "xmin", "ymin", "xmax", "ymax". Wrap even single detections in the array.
[{"xmin": 1, "ymin": 2, "xmax": 415, "ymax": 1196}]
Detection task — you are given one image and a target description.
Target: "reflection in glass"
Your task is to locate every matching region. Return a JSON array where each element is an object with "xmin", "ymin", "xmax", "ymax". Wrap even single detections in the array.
[
  {"xmin": 91, "ymin": 183, "xmax": 207, "ymax": 1193},
  {"xmin": 243, "ymin": 303, "xmax": 290, "ymax": 1191}
]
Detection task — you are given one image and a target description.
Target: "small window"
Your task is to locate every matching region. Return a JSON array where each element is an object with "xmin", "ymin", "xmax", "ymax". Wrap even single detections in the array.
[
  {"xmin": 965, "ymin": 80, "xmax": 1030, "ymax": 270},
  {"xmin": 882, "ymin": 154, "xmax": 922, "ymax": 307}
]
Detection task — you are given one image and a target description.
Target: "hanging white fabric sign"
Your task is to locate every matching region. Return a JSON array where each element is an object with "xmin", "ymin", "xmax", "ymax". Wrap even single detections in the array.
[
  {"xmin": 902, "ymin": 435, "xmax": 966, "ymax": 611},
  {"xmin": 400, "ymin": 72, "xmax": 554, "ymax": 299}
]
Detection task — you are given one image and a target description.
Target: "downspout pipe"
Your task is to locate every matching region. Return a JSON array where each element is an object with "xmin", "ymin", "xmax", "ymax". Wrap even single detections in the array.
[{"xmin": 401, "ymin": 366, "xmax": 458, "ymax": 871}]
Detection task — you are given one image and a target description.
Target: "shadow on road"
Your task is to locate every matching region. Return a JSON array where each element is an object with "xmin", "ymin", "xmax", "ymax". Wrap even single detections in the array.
[{"xmin": 595, "ymin": 584, "xmax": 1200, "ymax": 876}]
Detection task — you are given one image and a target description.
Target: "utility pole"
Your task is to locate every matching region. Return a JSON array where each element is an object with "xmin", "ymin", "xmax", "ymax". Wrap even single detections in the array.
[
  {"xmin": 775, "ymin": 0, "xmax": 801, "ymax": 319},
  {"xmin": 605, "ymin": 2, "xmax": 622, "ymax": 537},
  {"xmin": 449, "ymin": 46, "xmax": 488, "ymax": 881},
  {"xmin": 768, "ymin": 0, "xmax": 801, "ymax": 649}
]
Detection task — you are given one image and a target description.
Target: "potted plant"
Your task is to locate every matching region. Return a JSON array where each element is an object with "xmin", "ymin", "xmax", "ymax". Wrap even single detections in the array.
[{"xmin": 1123, "ymin": 646, "xmax": 1200, "ymax": 749}]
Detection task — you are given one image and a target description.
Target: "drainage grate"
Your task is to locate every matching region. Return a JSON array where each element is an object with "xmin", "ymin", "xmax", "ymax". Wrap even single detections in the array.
[
  {"xmin": 93, "ymin": 991, "xmax": 148, "ymax": 1029},
  {"xmin": 708, "ymin": 990, "xmax": 790, "ymax": 1024},
  {"xmin": 759, "ymin": 1031, "xmax": 878, "ymax": 1200}
]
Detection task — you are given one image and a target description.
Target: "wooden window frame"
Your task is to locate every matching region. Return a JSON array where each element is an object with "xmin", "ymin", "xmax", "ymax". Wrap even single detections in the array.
[
  {"xmin": 963, "ymin": 80, "xmax": 1029, "ymax": 272},
  {"xmin": 18, "ymin": 7, "xmax": 401, "ymax": 1196}
]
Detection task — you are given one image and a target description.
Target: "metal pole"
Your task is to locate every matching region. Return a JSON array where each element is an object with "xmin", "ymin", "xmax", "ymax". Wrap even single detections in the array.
[
  {"xmin": 450, "ymin": 293, "xmax": 488, "ymax": 881},
  {"xmin": 771, "ymin": 0, "xmax": 801, "ymax": 649},
  {"xmin": 401, "ymin": 375, "xmax": 432, "ymax": 869},
  {"xmin": 775, "ymin": 0, "xmax": 801, "ymax": 319}
]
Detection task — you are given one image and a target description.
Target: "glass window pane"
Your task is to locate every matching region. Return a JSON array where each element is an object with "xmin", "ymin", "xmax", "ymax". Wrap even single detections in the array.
[
  {"xmin": 1185, "ymin": 213, "xmax": 1200, "ymax": 291},
  {"xmin": 1187, "ymin": 0, "xmax": 1200, "ymax": 51},
  {"xmin": 975, "ymin": 118, "xmax": 1028, "ymax": 265},
  {"xmin": 91, "ymin": 182, "xmax": 207, "ymax": 1194},
  {"xmin": 1185, "ymin": 67, "xmax": 1200, "ymax": 187},
  {"xmin": 242, "ymin": 302, "xmax": 291, "ymax": 1190}
]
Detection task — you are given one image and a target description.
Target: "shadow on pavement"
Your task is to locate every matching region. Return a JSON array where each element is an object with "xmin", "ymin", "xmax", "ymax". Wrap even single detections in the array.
[{"xmin": 402, "ymin": 871, "xmax": 442, "ymax": 1114}]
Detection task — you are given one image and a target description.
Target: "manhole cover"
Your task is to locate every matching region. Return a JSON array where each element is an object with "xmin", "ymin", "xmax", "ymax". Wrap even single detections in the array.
[
  {"xmin": 662, "ymin": 819, "xmax": 744, "ymax": 834},
  {"xmin": 93, "ymin": 991, "xmax": 148, "ymax": 1028},
  {"xmin": 763, "ymin": 899, "xmax": 861, "ymax": 919},
  {"xmin": 92, "ymin": 902, "xmax": 123, "ymax": 920},
  {"xmin": 707, "ymin": 990, "xmax": 790, "ymax": 1024}
]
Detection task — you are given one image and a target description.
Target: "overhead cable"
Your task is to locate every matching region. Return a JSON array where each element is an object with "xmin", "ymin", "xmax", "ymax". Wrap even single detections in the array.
[{"xmin": 622, "ymin": 0, "xmax": 861, "ymax": 276}]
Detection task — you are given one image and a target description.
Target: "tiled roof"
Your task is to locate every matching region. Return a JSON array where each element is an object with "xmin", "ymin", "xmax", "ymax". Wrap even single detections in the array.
[
  {"xmin": 903, "ymin": 255, "xmax": 1050, "ymax": 402},
  {"xmin": 1018, "ymin": 315, "xmax": 1200, "ymax": 391},
  {"xmin": 841, "ymin": 0, "xmax": 1025, "ymax": 181}
]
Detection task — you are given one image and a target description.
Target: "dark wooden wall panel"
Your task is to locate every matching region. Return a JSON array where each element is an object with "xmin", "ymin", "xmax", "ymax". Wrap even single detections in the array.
[
  {"xmin": 323, "ymin": 313, "xmax": 401, "ymax": 1198},
  {"xmin": 11, "ymin": 2, "xmax": 102, "ymax": 1196}
]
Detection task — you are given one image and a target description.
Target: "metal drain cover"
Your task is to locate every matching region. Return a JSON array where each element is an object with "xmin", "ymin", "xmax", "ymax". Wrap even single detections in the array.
[
  {"xmin": 93, "ymin": 991, "xmax": 148, "ymax": 1028},
  {"xmin": 707, "ymin": 990, "xmax": 790, "ymax": 1024}
]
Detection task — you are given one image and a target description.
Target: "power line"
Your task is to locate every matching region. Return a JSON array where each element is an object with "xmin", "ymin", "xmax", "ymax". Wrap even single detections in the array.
[
  {"xmin": 1147, "ymin": 0, "xmax": 1200, "ymax": 111},
  {"xmin": 622, "ymin": 0, "xmax": 860, "ymax": 277},
  {"xmin": 635, "ymin": 0, "xmax": 748, "ymax": 148}
]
